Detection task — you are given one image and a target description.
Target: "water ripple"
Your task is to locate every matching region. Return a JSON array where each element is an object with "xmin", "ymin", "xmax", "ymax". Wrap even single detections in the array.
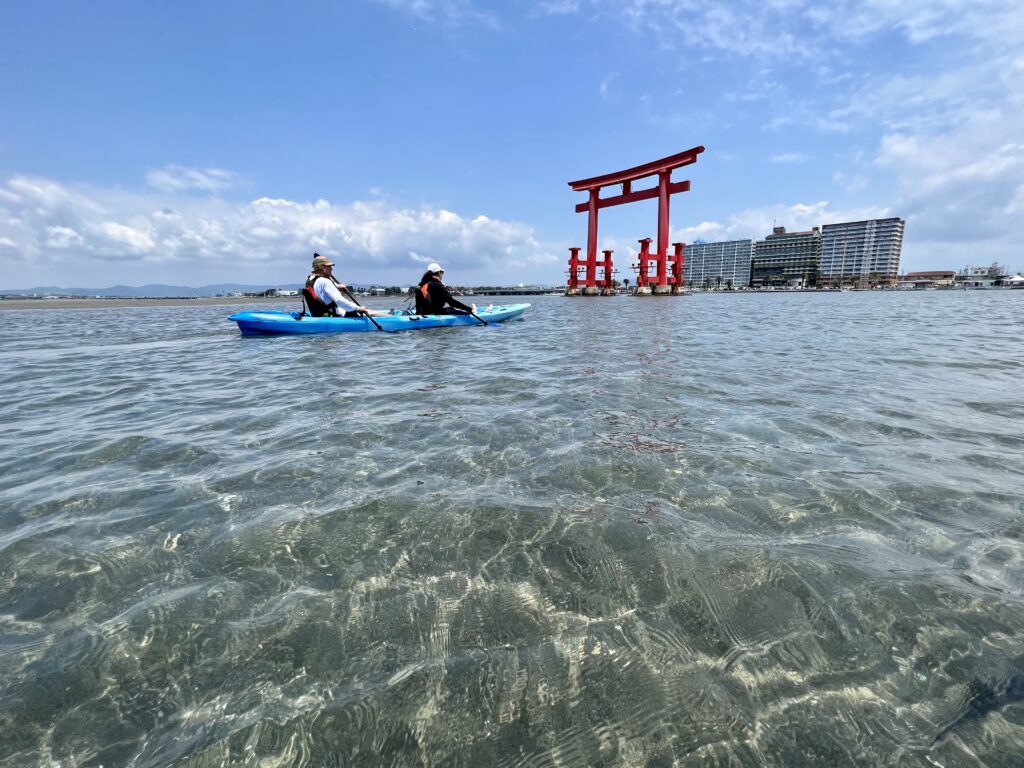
[{"xmin": 1, "ymin": 293, "xmax": 1024, "ymax": 766}]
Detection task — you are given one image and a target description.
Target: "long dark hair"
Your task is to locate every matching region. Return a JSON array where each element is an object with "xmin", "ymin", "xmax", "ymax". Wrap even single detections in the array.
[{"xmin": 418, "ymin": 269, "xmax": 441, "ymax": 287}]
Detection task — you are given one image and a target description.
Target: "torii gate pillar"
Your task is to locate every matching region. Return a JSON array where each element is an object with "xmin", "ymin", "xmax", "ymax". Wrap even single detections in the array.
[{"xmin": 567, "ymin": 146, "xmax": 704, "ymax": 296}]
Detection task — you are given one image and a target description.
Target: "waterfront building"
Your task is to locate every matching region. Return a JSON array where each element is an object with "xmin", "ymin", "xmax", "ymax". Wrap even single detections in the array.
[
  {"xmin": 750, "ymin": 226, "xmax": 821, "ymax": 288},
  {"xmin": 898, "ymin": 271, "xmax": 956, "ymax": 289},
  {"xmin": 683, "ymin": 239, "xmax": 754, "ymax": 289},
  {"xmin": 955, "ymin": 263, "xmax": 1010, "ymax": 289},
  {"xmin": 819, "ymin": 218, "xmax": 905, "ymax": 287}
]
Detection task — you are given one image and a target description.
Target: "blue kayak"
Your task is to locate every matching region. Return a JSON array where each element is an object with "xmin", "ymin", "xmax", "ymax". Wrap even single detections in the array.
[{"xmin": 228, "ymin": 303, "xmax": 530, "ymax": 335}]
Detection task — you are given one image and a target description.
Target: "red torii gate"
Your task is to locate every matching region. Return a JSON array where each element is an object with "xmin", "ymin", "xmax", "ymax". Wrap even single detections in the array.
[{"xmin": 566, "ymin": 146, "xmax": 704, "ymax": 294}]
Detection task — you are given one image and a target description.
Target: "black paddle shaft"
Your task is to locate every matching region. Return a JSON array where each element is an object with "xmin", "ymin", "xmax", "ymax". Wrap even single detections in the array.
[{"xmin": 334, "ymin": 281, "xmax": 384, "ymax": 331}]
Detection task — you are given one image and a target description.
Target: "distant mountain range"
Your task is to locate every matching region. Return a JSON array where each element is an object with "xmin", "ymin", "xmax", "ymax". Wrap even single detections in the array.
[
  {"xmin": 1, "ymin": 283, "xmax": 304, "ymax": 298},
  {"xmin": 2, "ymin": 282, "xmax": 558, "ymax": 298}
]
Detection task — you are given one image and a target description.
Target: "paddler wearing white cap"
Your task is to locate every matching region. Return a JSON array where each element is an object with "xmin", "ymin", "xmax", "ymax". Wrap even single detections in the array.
[{"xmin": 414, "ymin": 262, "xmax": 476, "ymax": 316}]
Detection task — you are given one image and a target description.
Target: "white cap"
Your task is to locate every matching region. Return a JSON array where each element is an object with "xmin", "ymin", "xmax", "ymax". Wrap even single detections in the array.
[{"xmin": 427, "ymin": 262, "xmax": 444, "ymax": 273}]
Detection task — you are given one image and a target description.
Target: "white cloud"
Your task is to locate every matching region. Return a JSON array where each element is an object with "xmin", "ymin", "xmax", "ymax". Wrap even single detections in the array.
[
  {"xmin": 45, "ymin": 225, "xmax": 84, "ymax": 249},
  {"xmin": 862, "ymin": 48, "xmax": 1024, "ymax": 267},
  {"xmin": 1006, "ymin": 184, "xmax": 1024, "ymax": 215},
  {"xmin": 375, "ymin": 0, "xmax": 500, "ymax": 27},
  {"xmin": 875, "ymin": 124, "xmax": 1024, "ymax": 244},
  {"xmin": 98, "ymin": 221, "xmax": 156, "ymax": 253},
  {"xmin": 538, "ymin": 0, "xmax": 579, "ymax": 13},
  {"xmin": 600, "ymin": 72, "xmax": 619, "ymax": 100},
  {"xmin": 0, "ymin": 173, "xmax": 549, "ymax": 285},
  {"xmin": 589, "ymin": 0, "xmax": 1024, "ymax": 60},
  {"xmin": 146, "ymin": 165, "xmax": 238, "ymax": 193},
  {"xmin": 833, "ymin": 172, "xmax": 868, "ymax": 193},
  {"xmin": 770, "ymin": 153, "xmax": 807, "ymax": 163},
  {"xmin": 9, "ymin": 175, "xmax": 106, "ymax": 215},
  {"xmin": 826, "ymin": 68, "xmax": 1002, "ymax": 134},
  {"xmin": 374, "ymin": 0, "xmax": 1021, "ymax": 51},
  {"xmin": 808, "ymin": 0, "xmax": 1023, "ymax": 48}
]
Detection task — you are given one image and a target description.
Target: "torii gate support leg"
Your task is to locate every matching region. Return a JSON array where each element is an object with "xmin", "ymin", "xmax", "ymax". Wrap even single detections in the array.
[
  {"xmin": 634, "ymin": 238, "xmax": 653, "ymax": 295},
  {"xmin": 566, "ymin": 247, "xmax": 581, "ymax": 296},
  {"xmin": 671, "ymin": 242, "xmax": 685, "ymax": 293},
  {"xmin": 600, "ymin": 249, "xmax": 614, "ymax": 295},
  {"xmin": 583, "ymin": 189, "xmax": 600, "ymax": 295},
  {"xmin": 653, "ymin": 171, "xmax": 672, "ymax": 294}
]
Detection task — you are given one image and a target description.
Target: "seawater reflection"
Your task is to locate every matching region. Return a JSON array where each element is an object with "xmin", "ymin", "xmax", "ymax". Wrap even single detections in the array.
[{"xmin": 1, "ymin": 291, "xmax": 1023, "ymax": 767}]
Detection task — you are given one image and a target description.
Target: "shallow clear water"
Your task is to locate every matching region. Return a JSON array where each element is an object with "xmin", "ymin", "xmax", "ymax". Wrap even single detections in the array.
[{"xmin": 1, "ymin": 291, "xmax": 1023, "ymax": 767}]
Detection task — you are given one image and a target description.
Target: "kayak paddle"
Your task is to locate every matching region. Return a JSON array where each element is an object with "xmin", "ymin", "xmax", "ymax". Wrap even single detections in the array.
[{"xmin": 336, "ymin": 283, "xmax": 385, "ymax": 332}]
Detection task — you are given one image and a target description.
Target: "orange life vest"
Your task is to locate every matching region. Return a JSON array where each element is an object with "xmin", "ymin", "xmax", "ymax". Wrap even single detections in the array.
[{"xmin": 303, "ymin": 274, "xmax": 338, "ymax": 317}]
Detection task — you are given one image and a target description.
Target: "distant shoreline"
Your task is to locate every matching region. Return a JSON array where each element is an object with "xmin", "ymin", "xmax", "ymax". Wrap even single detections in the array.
[{"xmin": 0, "ymin": 296, "xmax": 293, "ymax": 311}]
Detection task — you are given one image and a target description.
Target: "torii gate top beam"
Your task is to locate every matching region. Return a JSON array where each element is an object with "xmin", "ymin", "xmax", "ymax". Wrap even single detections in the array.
[
  {"xmin": 567, "ymin": 146, "xmax": 705, "ymax": 191},
  {"xmin": 566, "ymin": 146, "xmax": 705, "ymax": 272}
]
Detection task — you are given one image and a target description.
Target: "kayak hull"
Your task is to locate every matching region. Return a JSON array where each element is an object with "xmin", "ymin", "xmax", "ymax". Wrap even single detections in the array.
[{"xmin": 228, "ymin": 303, "xmax": 530, "ymax": 335}]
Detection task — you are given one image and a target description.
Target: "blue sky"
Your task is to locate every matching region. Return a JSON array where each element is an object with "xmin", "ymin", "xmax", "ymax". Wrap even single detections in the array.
[{"xmin": 1, "ymin": 0, "xmax": 1022, "ymax": 288}]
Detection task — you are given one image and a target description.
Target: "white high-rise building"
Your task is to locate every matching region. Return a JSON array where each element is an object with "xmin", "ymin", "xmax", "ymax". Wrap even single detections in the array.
[
  {"xmin": 683, "ymin": 240, "xmax": 754, "ymax": 289},
  {"xmin": 820, "ymin": 218, "xmax": 905, "ymax": 285}
]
